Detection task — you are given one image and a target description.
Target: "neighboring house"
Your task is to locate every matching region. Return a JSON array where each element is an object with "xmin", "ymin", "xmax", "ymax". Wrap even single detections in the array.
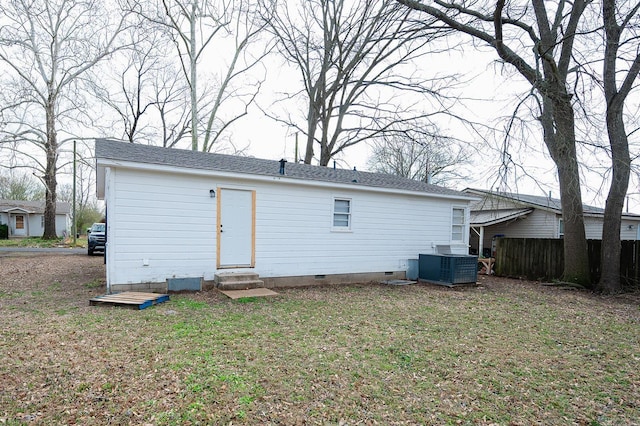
[
  {"xmin": 0, "ymin": 199, "xmax": 71, "ymax": 238},
  {"xmin": 464, "ymin": 188, "xmax": 640, "ymax": 256},
  {"xmin": 95, "ymin": 139, "xmax": 475, "ymax": 293}
]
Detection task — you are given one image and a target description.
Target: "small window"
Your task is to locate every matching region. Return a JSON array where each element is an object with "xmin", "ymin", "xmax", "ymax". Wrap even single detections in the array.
[
  {"xmin": 333, "ymin": 198, "xmax": 351, "ymax": 229},
  {"xmin": 41, "ymin": 216, "xmax": 44, "ymax": 228},
  {"xmin": 558, "ymin": 218, "xmax": 564, "ymax": 238},
  {"xmin": 451, "ymin": 207, "xmax": 465, "ymax": 242}
]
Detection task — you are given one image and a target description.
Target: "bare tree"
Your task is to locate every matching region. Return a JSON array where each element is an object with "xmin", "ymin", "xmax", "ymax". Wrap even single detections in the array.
[
  {"xmin": 0, "ymin": 0, "xmax": 130, "ymax": 238},
  {"xmin": 137, "ymin": 0, "xmax": 268, "ymax": 152},
  {"xmin": 90, "ymin": 26, "xmax": 168, "ymax": 144},
  {"xmin": 200, "ymin": 1, "xmax": 269, "ymax": 152},
  {"xmin": 397, "ymin": 0, "xmax": 592, "ymax": 285},
  {"xmin": 152, "ymin": 64, "xmax": 193, "ymax": 148},
  {"xmin": 597, "ymin": 0, "xmax": 640, "ymax": 293},
  {"xmin": 0, "ymin": 171, "xmax": 44, "ymax": 201},
  {"xmin": 261, "ymin": 0, "xmax": 452, "ymax": 166},
  {"xmin": 367, "ymin": 122, "xmax": 469, "ymax": 186}
]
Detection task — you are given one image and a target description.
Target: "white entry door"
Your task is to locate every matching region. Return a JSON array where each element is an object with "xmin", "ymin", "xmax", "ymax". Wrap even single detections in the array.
[
  {"xmin": 218, "ymin": 188, "xmax": 254, "ymax": 267},
  {"xmin": 14, "ymin": 215, "xmax": 26, "ymax": 236}
]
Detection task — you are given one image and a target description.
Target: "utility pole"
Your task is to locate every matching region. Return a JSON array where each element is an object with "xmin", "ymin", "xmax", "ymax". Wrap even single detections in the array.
[{"xmin": 72, "ymin": 140, "xmax": 77, "ymax": 246}]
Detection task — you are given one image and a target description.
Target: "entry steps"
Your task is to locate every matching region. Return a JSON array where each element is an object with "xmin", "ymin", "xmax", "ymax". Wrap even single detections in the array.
[{"xmin": 215, "ymin": 272, "xmax": 264, "ymax": 290}]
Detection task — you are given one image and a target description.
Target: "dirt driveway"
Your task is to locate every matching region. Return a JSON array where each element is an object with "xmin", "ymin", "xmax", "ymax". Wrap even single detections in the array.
[{"xmin": 0, "ymin": 253, "xmax": 106, "ymax": 310}]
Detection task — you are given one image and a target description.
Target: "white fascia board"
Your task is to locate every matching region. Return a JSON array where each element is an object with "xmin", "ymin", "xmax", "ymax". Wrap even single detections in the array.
[
  {"xmin": 96, "ymin": 158, "xmax": 476, "ymax": 203},
  {"xmin": 3, "ymin": 207, "xmax": 33, "ymax": 213},
  {"xmin": 96, "ymin": 164, "xmax": 106, "ymax": 200}
]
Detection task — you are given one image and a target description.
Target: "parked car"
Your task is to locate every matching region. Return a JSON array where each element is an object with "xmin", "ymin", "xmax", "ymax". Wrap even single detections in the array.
[{"xmin": 87, "ymin": 223, "xmax": 106, "ymax": 255}]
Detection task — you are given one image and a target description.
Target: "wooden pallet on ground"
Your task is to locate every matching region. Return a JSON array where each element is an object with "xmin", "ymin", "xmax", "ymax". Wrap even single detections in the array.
[{"xmin": 90, "ymin": 291, "xmax": 169, "ymax": 310}]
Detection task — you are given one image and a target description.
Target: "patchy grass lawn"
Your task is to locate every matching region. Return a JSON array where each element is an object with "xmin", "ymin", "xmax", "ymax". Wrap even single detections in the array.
[
  {"xmin": 1, "ymin": 255, "xmax": 639, "ymax": 425},
  {"xmin": 0, "ymin": 236, "xmax": 87, "ymax": 248}
]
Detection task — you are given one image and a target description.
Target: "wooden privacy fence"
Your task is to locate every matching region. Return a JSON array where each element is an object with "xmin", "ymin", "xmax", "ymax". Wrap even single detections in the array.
[{"xmin": 494, "ymin": 238, "xmax": 640, "ymax": 287}]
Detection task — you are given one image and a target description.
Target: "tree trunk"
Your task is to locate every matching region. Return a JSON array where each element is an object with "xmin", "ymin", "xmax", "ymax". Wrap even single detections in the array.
[
  {"xmin": 598, "ymin": 100, "xmax": 630, "ymax": 293},
  {"xmin": 319, "ymin": 144, "xmax": 331, "ymax": 166},
  {"xmin": 556, "ymin": 154, "xmax": 590, "ymax": 285},
  {"xmin": 304, "ymin": 94, "xmax": 321, "ymax": 164},
  {"xmin": 43, "ymin": 95, "xmax": 58, "ymax": 239},
  {"xmin": 544, "ymin": 95, "xmax": 591, "ymax": 285},
  {"xmin": 598, "ymin": 0, "xmax": 636, "ymax": 293},
  {"xmin": 304, "ymin": 114, "xmax": 315, "ymax": 164}
]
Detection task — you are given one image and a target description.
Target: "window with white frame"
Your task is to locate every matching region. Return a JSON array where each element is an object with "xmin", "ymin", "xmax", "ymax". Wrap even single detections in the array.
[
  {"xmin": 451, "ymin": 207, "xmax": 466, "ymax": 242},
  {"xmin": 41, "ymin": 216, "xmax": 44, "ymax": 228},
  {"xmin": 558, "ymin": 218, "xmax": 564, "ymax": 238},
  {"xmin": 333, "ymin": 198, "xmax": 351, "ymax": 229}
]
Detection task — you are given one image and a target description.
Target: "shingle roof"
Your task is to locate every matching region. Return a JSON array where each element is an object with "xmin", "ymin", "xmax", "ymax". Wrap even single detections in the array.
[
  {"xmin": 465, "ymin": 188, "xmax": 629, "ymax": 216},
  {"xmin": 95, "ymin": 139, "xmax": 470, "ymax": 198},
  {"xmin": 0, "ymin": 199, "xmax": 70, "ymax": 214}
]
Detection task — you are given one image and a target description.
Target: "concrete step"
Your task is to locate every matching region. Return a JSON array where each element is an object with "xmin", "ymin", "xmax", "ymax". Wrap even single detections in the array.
[
  {"xmin": 215, "ymin": 272, "xmax": 260, "ymax": 283},
  {"xmin": 217, "ymin": 279, "xmax": 265, "ymax": 290},
  {"xmin": 215, "ymin": 272, "xmax": 264, "ymax": 290}
]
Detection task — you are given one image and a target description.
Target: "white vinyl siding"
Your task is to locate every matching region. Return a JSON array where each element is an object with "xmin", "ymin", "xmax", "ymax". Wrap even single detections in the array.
[
  {"xmin": 472, "ymin": 208, "xmax": 640, "ymax": 246},
  {"xmin": 333, "ymin": 198, "xmax": 351, "ymax": 229},
  {"xmin": 585, "ymin": 216, "xmax": 640, "ymax": 240},
  {"xmin": 103, "ymin": 167, "xmax": 472, "ymax": 287},
  {"xmin": 476, "ymin": 209, "xmax": 558, "ymax": 248},
  {"xmin": 33, "ymin": 214, "xmax": 67, "ymax": 237}
]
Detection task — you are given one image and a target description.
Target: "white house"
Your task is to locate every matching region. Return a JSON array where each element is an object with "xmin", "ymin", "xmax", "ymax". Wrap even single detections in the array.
[
  {"xmin": 95, "ymin": 139, "xmax": 476, "ymax": 293},
  {"xmin": 464, "ymin": 188, "xmax": 640, "ymax": 256},
  {"xmin": 0, "ymin": 199, "xmax": 70, "ymax": 238}
]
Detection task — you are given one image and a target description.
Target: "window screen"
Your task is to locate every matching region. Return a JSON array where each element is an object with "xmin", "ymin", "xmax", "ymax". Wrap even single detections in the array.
[
  {"xmin": 333, "ymin": 199, "xmax": 351, "ymax": 228},
  {"xmin": 452, "ymin": 208, "xmax": 465, "ymax": 242}
]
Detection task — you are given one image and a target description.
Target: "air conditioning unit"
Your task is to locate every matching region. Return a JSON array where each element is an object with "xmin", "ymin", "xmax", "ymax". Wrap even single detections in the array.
[{"xmin": 418, "ymin": 253, "xmax": 478, "ymax": 286}]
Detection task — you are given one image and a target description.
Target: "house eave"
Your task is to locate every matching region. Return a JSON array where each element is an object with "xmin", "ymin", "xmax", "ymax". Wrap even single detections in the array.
[
  {"xmin": 470, "ymin": 208, "xmax": 534, "ymax": 227},
  {"xmin": 3, "ymin": 207, "xmax": 34, "ymax": 214}
]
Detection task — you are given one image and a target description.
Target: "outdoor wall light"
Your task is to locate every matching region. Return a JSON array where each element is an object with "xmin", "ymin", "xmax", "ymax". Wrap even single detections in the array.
[{"xmin": 209, "ymin": 189, "xmax": 216, "ymax": 198}]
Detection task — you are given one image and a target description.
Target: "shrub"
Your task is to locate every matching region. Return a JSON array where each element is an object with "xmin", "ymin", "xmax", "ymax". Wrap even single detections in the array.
[{"xmin": 0, "ymin": 224, "xmax": 8, "ymax": 239}]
